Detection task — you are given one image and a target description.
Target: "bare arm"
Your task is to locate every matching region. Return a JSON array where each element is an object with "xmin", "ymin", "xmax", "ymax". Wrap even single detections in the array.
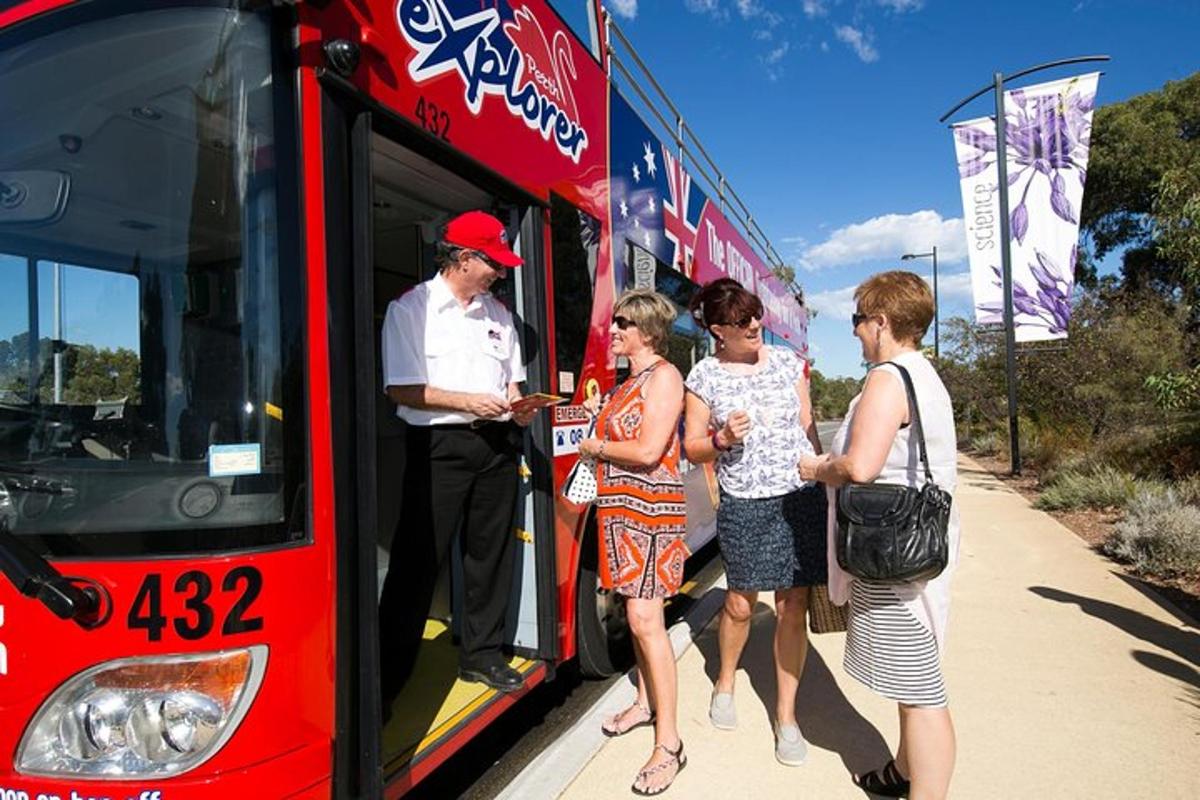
[
  {"xmin": 509, "ymin": 382, "xmax": 535, "ymax": 427},
  {"xmin": 683, "ymin": 391, "xmax": 719, "ymax": 463},
  {"xmin": 386, "ymin": 385, "xmax": 509, "ymax": 418},
  {"xmin": 580, "ymin": 367, "xmax": 684, "ymax": 468},
  {"xmin": 802, "ymin": 369, "xmax": 906, "ymax": 487},
  {"xmin": 796, "ymin": 376, "xmax": 823, "ymax": 456}
]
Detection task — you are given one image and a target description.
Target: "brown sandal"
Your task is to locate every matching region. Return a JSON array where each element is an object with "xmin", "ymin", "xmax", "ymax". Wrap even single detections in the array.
[
  {"xmin": 601, "ymin": 701, "xmax": 655, "ymax": 737},
  {"xmin": 631, "ymin": 740, "xmax": 686, "ymax": 796}
]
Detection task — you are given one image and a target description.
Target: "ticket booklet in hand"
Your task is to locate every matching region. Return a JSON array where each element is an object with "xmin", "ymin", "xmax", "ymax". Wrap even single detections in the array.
[{"xmin": 510, "ymin": 393, "xmax": 568, "ymax": 414}]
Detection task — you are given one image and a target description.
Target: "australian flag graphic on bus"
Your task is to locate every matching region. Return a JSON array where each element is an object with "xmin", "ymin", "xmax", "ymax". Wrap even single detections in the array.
[{"xmin": 609, "ymin": 90, "xmax": 707, "ymax": 287}]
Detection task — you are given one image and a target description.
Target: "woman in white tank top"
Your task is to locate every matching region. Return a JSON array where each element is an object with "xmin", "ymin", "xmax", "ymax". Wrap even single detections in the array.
[{"xmin": 799, "ymin": 271, "xmax": 959, "ymax": 800}]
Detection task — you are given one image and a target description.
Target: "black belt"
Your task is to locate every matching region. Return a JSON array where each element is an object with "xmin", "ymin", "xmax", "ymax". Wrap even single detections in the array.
[{"xmin": 434, "ymin": 419, "xmax": 508, "ymax": 431}]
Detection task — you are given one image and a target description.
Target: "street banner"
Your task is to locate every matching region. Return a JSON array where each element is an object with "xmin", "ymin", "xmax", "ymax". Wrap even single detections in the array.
[{"xmin": 952, "ymin": 72, "xmax": 1099, "ymax": 342}]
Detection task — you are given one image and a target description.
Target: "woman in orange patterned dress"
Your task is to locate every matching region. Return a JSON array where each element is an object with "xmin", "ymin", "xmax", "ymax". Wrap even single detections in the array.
[{"xmin": 578, "ymin": 289, "xmax": 687, "ymax": 796}]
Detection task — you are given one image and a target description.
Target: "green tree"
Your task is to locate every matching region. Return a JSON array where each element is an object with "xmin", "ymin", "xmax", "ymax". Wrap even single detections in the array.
[
  {"xmin": 809, "ymin": 368, "xmax": 860, "ymax": 420},
  {"xmin": 1080, "ymin": 71, "xmax": 1200, "ymax": 300},
  {"xmin": 63, "ymin": 345, "xmax": 141, "ymax": 404}
]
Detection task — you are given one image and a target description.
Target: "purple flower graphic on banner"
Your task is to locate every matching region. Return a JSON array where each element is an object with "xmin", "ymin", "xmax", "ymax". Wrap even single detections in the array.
[
  {"xmin": 980, "ymin": 248, "xmax": 1074, "ymax": 335},
  {"xmin": 954, "ymin": 77, "xmax": 1095, "ymax": 244}
]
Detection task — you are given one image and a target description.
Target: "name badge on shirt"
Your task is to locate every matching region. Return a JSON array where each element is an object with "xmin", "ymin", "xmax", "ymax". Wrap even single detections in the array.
[{"xmin": 484, "ymin": 327, "xmax": 507, "ymax": 359}]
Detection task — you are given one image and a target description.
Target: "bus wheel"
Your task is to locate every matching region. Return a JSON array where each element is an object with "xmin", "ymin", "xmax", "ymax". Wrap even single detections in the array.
[{"xmin": 575, "ymin": 517, "xmax": 633, "ymax": 678}]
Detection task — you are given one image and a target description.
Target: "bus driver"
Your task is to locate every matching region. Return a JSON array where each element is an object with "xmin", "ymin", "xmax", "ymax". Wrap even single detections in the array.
[{"xmin": 379, "ymin": 211, "xmax": 535, "ymax": 715}]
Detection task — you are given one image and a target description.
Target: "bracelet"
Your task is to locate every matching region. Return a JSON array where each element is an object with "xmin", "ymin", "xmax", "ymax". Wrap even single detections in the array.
[
  {"xmin": 711, "ymin": 431, "xmax": 728, "ymax": 452},
  {"xmin": 597, "ymin": 440, "xmax": 607, "ymax": 459}
]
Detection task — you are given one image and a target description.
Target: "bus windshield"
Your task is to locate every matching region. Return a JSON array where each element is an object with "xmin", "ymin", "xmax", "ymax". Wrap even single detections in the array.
[{"xmin": 0, "ymin": 7, "xmax": 305, "ymax": 556}]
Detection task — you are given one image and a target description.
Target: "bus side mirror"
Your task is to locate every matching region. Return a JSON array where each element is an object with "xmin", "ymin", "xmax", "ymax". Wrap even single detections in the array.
[{"xmin": 0, "ymin": 170, "xmax": 70, "ymax": 226}]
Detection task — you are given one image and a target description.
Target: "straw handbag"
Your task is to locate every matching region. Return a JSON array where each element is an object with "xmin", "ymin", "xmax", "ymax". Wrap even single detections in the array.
[{"xmin": 807, "ymin": 584, "xmax": 848, "ymax": 634}]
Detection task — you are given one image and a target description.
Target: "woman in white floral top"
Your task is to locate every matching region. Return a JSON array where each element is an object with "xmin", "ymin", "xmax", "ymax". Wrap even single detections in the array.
[{"xmin": 682, "ymin": 278, "xmax": 826, "ymax": 766}]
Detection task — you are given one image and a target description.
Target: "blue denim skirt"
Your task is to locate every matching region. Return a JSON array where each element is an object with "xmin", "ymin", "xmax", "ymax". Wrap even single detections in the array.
[{"xmin": 716, "ymin": 484, "xmax": 828, "ymax": 591}]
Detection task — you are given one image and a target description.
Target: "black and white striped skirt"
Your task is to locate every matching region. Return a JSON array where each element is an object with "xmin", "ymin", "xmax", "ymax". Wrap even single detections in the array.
[{"xmin": 843, "ymin": 581, "xmax": 948, "ymax": 707}]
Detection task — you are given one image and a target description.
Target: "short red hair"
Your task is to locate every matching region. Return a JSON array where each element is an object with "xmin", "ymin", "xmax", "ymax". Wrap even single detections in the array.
[{"xmin": 854, "ymin": 271, "xmax": 934, "ymax": 346}]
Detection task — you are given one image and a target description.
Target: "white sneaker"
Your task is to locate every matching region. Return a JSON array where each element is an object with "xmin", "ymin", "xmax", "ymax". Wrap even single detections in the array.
[
  {"xmin": 709, "ymin": 692, "xmax": 737, "ymax": 730},
  {"xmin": 774, "ymin": 722, "xmax": 808, "ymax": 766}
]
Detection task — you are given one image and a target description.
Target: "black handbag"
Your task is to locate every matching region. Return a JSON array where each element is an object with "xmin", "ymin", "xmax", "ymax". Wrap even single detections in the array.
[{"xmin": 835, "ymin": 362, "xmax": 952, "ymax": 584}]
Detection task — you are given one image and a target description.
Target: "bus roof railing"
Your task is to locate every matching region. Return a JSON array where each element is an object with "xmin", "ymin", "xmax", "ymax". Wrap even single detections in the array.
[{"xmin": 603, "ymin": 9, "xmax": 794, "ymax": 289}]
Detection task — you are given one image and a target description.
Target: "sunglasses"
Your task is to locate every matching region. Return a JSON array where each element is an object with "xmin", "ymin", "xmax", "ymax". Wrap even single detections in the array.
[
  {"xmin": 469, "ymin": 251, "xmax": 504, "ymax": 271},
  {"xmin": 612, "ymin": 315, "xmax": 638, "ymax": 330},
  {"xmin": 851, "ymin": 312, "xmax": 871, "ymax": 329},
  {"xmin": 718, "ymin": 311, "xmax": 762, "ymax": 329}
]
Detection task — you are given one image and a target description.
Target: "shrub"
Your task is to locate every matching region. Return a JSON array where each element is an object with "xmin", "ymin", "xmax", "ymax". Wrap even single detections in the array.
[
  {"xmin": 1173, "ymin": 474, "xmax": 1200, "ymax": 506},
  {"xmin": 1034, "ymin": 467, "xmax": 1145, "ymax": 511},
  {"xmin": 1103, "ymin": 490, "xmax": 1200, "ymax": 577},
  {"xmin": 966, "ymin": 430, "xmax": 1003, "ymax": 457}
]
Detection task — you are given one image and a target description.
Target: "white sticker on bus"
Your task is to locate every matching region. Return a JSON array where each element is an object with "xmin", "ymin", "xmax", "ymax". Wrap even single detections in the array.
[
  {"xmin": 552, "ymin": 423, "xmax": 589, "ymax": 456},
  {"xmin": 0, "ymin": 604, "xmax": 6, "ymax": 676},
  {"xmin": 208, "ymin": 443, "xmax": 262, "ymax": 478}
]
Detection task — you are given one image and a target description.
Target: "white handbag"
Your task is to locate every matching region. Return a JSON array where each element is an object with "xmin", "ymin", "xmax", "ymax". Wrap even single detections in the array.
[
  {"xmin": 562, "ymin": 416, "xmax": 599, "ymax": 505},
  {"xmin": 562, "ymin": 455, "xmax": 598, "ymax": 505}
]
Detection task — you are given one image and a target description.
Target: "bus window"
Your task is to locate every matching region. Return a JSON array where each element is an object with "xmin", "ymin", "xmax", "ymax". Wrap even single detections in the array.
[
  {"xmin": 550, "ymin": 195, "xmax": 599, "ymax": 396},
  {"xmin": 621, "ymin": 241, "xmax": 709, "ymax": 376},
  {"xmin": 0, "ymin": 7, "xmax": 304, "ymax": 555}
]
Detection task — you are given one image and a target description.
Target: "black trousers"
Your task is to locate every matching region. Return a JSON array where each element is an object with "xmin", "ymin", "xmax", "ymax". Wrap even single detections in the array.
[{"xmin": 379, "ymin": 422, "xmax": 519, "ymax": 704}]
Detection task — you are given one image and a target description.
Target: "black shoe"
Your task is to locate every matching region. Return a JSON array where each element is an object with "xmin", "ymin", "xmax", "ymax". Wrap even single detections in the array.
[{"xmin": 458, "ymin": 661, "xmax": 525, "ymax": 693}]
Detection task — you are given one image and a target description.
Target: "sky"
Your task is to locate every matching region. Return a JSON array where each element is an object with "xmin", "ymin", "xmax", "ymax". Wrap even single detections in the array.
[
  {"xmin": 0, "ymin": 256, "xmax": 140, "ymax": 355},
  {"xmin": 556, "ymin": 0, "xmax": 1199, "ymax": 377}
]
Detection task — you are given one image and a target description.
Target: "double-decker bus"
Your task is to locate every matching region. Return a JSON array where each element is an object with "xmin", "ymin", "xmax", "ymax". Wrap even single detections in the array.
[{"xmin": 0, "ymin": 1, "xmax": 808, "ymax": 797}]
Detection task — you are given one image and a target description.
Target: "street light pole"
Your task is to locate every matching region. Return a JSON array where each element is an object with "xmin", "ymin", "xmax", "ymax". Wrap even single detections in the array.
[{"xmin": 900, "ymin": 247, "xmax": 939, "ymax": 359}]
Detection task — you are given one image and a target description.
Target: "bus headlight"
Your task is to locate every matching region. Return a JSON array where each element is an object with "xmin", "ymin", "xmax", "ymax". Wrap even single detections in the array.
[{"xmin": 17, "ymin": 646, "xmax": 266, "ymax": 778}]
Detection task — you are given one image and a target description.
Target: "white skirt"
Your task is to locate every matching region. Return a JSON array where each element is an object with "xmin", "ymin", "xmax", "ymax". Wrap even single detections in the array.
[{"xmin": 844, "ymin": 580, "xmax": 948, "ymax": 708}]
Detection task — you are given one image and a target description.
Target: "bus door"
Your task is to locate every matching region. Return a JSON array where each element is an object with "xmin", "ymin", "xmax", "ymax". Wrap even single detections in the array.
[{"xmin": 322, "ymin": 92, "xmax": 558, "ymax": 793}]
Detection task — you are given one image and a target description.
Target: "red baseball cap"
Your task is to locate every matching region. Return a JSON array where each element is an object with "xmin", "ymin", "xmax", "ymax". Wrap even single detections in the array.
[{"xmin": 444, "ymin": 210, "xmax": 523, "ymax": 268}]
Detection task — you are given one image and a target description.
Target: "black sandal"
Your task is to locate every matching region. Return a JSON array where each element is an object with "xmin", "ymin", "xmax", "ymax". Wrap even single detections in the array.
[
  {"xmin": 601, "ymin": 701, "xmax": 655, "ymax": 737},
  {"xmin": 853, "ymin": 759, "xmax": 910, "ymax": 798},
  {"xmin": 631, "ymin": 741, "xmax": 686, "ymax": 796}
]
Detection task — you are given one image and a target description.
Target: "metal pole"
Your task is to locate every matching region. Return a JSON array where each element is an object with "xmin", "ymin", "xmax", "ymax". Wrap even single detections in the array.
[
  {"xmin": 993, "ymin": 72, "xmax": 1021, "ymax": 475},
  {"xmin": 53, "ymin": 262, "xmax": 63, "ymax": 404},
  {"xmin": 932, "ymin": 245, "xmax": 939, "ymax": 359},
  {"xmin": 26, "ymin": 258, "xmax": 38, "ymax": 404}
]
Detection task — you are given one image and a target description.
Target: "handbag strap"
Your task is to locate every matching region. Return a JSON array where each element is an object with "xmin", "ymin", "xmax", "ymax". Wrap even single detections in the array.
[{"xmin": 879, "ymin": 361, "xmax": 934, "ymax": 484}]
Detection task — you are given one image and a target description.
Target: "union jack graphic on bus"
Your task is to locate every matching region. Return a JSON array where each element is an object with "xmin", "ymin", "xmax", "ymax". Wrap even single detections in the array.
[{"xmin": 662, "ymin": 148, "xmax": 699, "ymax": 278}]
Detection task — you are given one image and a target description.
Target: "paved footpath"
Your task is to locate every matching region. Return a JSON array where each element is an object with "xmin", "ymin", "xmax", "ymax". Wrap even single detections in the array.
[{"xmin": 544, "ymin": 455, "xmax": 1200, "ymax": 799}]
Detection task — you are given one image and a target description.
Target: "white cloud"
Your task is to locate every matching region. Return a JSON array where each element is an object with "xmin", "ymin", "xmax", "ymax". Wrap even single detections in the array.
[
  {"xmin": 609, "ymin": 0, "xmax": 638, "ymax": 19},
  {"xmin": 684, "ymin": 0, "xmax": 721, "ymax": 14},
  {"xmin": 807, "ymin": 284, "xmax": 860, "ymax": 320},
  {"xmin": 934, "ymin": 270, "xmax": 975, "ymax": 300},
  {"xmin": 834, "ymin": 25, "xmax": 878, "ymax": 62},
  {"xmin": 799, "ymin": 210, "xmax": 966, "ymax": 270},
  {"xmin": 760, "ymin": 39, "xmax": 790, "ymax": 81},
  {"xmin": 820, "ymin": 40, "xmax": 830, "ymax": 52},
  {"xmin": 803, "ymin": 0, "xmax": 829, "ymax": 18},
  {"xmin": 808, "ymin": 270, "xmax": 974, "ymax": 322},
  {"xmin": 878, "ymin": 0, "xmax": 924, "ymax": 11}
]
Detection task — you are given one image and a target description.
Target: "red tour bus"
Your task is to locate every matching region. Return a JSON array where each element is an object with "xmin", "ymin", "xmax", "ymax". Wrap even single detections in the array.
[{"xmin": 0, "ymin": 1, "xmax": 808, "ymax": 797}]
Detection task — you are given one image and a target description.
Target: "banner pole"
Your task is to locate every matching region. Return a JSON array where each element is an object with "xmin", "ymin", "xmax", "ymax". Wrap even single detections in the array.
[
  {"xmin": 993, "ymin": 72, "xmax": 1022, "ymax": 475},
  {"xmin": 932, "ymin": 245, "xmax": 939, "ymax": 359}
]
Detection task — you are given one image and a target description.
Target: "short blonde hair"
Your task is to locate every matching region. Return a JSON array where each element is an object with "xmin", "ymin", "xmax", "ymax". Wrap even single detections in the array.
[
  {"xmin": 855, "ymin": 271, "xmax": 934, "ymax": 346},
  {"xmin": 614, "ymin": 289, "xmax": 677, "ymax": 356}
]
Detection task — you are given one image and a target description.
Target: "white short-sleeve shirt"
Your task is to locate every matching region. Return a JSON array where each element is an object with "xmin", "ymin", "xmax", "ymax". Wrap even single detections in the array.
[
  {"xmin": 685, "ymin": 345, "xmax": 815, "ymax": 498},
  {"xmin": 381, "ymin": 272, "xmax": 526, "ymax": 426}
]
